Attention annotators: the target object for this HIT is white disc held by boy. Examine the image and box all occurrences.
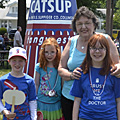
[3,88,26,113]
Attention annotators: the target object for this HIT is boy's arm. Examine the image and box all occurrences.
[35,71,40,94]
[29,100,37,120]
[116,98,120,120]
[0,99,16,119]
[0,99,6,113]
[72,97,81,120]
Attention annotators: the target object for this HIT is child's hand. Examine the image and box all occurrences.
[3,109,16,119]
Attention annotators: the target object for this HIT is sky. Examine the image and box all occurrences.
[9,0,31,6]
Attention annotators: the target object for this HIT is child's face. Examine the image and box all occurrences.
[90,41,106,67]
[9,56,26,72]
[44,45,57,62]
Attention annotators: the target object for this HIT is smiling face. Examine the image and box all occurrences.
[90,41,106,67]
[9,56,26,73]
[44,45,57,63]
[76,16,95,38]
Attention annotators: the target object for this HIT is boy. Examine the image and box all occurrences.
[0,47,37,120]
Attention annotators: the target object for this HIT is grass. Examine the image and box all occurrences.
[0,69,11,77]
[0,69,11,120]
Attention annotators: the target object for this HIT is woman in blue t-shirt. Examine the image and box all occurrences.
[70,34,120,120]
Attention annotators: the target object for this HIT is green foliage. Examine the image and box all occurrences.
[0,69,11,77]
[113,0,120,29]
[76,0,106,19]
[0,27,7,35]
[0,0,10,8]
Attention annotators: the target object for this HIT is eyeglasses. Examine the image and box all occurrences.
[76,22,92,27]
[90,47,106,52]
[44,51,56,56]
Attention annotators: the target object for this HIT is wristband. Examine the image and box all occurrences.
[70,72,73,80]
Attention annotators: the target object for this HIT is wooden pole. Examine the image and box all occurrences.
[106,0,111,36]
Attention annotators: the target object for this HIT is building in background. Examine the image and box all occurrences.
[0,1,105,33]
[96,8,106,33]
[0,1,30,32]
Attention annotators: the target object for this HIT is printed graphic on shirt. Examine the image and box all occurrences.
[88,76,107,106]
[4,79,30,119]
[40,69,52,96]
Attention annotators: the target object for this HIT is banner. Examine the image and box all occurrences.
[24,0,77,78]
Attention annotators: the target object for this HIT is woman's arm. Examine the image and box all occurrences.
[58,38,72,81]
[116,98,120,120]
[34,71,40,94]
[72,97,81,120]
[58,39,80,80]
[106,35,120,77]
[107,35,119,64]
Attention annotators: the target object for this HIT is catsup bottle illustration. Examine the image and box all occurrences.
[24,0,77,77]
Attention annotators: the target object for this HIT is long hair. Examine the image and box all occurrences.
[81,34,114,75]
[39,37,61,71]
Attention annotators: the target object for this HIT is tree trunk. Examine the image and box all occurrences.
[106,0,111,36]
[110,0,114,39]
[76,0,80,8]
[18,0,26,43]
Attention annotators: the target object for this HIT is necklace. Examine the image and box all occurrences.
[81,46,84,49]
[46,70,58,97]
[89,68,107,96]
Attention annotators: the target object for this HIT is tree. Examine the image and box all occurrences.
[0,0,9,8]
[76,0,106,19]
[18,0,26,43]
[113,0,120,29]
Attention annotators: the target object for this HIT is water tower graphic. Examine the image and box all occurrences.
[24,0,77,78]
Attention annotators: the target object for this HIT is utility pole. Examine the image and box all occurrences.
[106,0,112,37]
[18,0,26,43]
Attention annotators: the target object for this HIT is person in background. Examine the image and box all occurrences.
[0,35,5,50]
[0,47,37,120]
[70,34,120,120]
[4,33,9,42]
[35,37,64,120]
[3,33,10,49]
[115,31,120,55]
[14,26,23,47]
[58,6,120,120]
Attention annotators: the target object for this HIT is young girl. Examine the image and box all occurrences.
[70,34,120,120]
[35,37,64,120]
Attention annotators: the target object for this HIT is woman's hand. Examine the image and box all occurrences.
[3,109,16,119]
[111,63,120,78]
[71,67,82,80]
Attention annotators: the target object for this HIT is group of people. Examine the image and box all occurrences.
[0,33,9,50]
[0,25,23,50]
[0,6,120,120]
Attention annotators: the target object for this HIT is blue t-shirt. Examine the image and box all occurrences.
[70,67,120,120]
[35,63,61,103]
[0,73,36,120]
